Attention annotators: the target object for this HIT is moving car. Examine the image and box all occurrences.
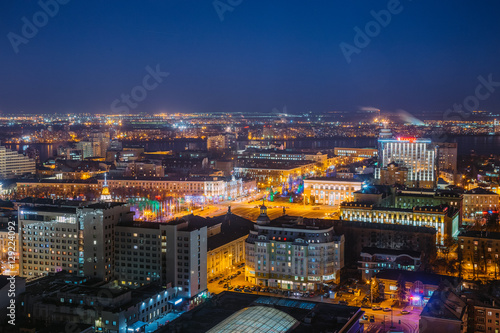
[401,310,411,315]
[383,307,391,312]
[372,306,382,311]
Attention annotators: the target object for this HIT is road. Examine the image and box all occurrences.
[208,267,420,333]
[197,199,341,221]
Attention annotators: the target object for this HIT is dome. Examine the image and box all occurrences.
[207,306,298,333]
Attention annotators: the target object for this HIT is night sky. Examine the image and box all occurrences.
[1,0,499,115]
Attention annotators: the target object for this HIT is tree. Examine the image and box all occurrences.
[396,275,407,306]
[371,277,381,302]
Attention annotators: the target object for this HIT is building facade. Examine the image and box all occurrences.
[245,213,344,290]
[340,202,460,245]
[359,247,422,281]
[375,134,437,188]
[0,146,36,179]
[304,178,362,206]
[19,202,132,281]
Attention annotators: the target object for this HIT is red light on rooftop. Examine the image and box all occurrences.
[396,137,416,142]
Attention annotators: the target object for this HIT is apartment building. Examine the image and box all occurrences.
[0,145,36,179]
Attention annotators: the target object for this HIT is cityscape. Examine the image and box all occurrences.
[1,1,500,333]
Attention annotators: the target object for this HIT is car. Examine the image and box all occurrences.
[339,300,348,306]
[309,292,315,298]
[244,289,252,293]
[236,271,241,275]
[401,310,411,315]
[234,288,242,292]
[218,280,224,285]
[362,315,369,321]
[369,316,375,323]
[227,286,233,290]
[209,279,214,283]
[372,306,382,311]
[312,206,320,210]
[383,307,391,312]
[214,276,219,281]
[223,284,228,288]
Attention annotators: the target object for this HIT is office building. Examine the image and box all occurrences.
[115,218,207,305]
[245,211,344,290]
[436,142,458,173]
[19,202,133,281]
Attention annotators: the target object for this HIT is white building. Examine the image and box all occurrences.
[245,209,344,290]
[0,146,36,179]
[375,132,437,188]
[304,178,363,206]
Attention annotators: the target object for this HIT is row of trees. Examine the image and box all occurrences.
[369,275,407,306]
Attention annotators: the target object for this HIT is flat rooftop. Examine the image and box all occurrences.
[161,291,363,333]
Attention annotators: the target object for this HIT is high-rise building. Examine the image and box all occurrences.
[115,218,208,306]
[19,202,132,281]
[375,131,437,188]
[245,210,345,290]
[0,146,36,179]
[436,142,458,173]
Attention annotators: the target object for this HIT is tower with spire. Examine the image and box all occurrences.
[256,198,270,225]
[100,173,112,202]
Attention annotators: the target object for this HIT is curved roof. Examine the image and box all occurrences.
[207,306,298,333]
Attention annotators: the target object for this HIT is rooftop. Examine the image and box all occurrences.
[376,269,458,286]
[459,230,500,240]
[360,247,422,258]
[163,291,363,333]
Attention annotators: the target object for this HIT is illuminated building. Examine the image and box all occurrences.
[436,142,457,173]
[340,203,460,245]
[245,211,344,290]
[19,202,132,281]
[239,148,327,165]
[458,230,500,278]
[358,247,422,281]
[375,130,437,188]
[462,187,499,224]
[16,179,100,199]
[75,141,94,159]
[125,161,164,178]
[100,174,112,202]
[0,146,36,179]
[395,189,462,210]
[205,211,254,279]
[333,147,378,158]
[234,161,316,188]
[99,176,246,201]
[115,218,207,305]
[19,273,179,333]
[303,178,362,206]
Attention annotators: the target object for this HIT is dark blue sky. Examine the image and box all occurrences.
[1,0,499,115]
